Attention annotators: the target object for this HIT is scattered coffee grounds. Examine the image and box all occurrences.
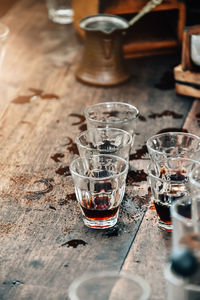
[129,145,148,160]
[148,110,183,119]
[126,169,147,184]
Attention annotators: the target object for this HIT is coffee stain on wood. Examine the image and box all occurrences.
[51,153,64,162]
[129,145,148,160]
[61,239,87,248]
[69,113,85,125]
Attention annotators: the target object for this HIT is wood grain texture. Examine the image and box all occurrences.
[99,0,180,15]
[0,0,196,299]
[0,0,18,18]
[174,64,200,98]
[175,83,200,98]
[174,64,200,84]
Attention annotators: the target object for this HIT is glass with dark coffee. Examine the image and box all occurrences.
[147,158,200,231]
[70,154,128,229]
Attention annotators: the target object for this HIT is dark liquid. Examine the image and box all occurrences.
[98,140,117,153]
[154,199,172,224]
[155,195,191,224]
[81,196,119,221]
[155,172,189,223]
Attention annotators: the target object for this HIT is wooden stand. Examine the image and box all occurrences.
[174,25,200,98]
[72,0,186,58]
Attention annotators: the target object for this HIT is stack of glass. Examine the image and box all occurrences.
[146,131,200,299]
[70,102,139,229]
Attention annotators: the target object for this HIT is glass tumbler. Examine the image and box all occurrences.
[146,132,200,172]
[76,128,132,161]
[68,270,151,300]
[147,158,200,231]
[84,102,139,144]
[70,155,128,229]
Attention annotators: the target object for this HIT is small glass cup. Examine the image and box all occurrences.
[68,270,151,300]
[84,102,139,144]
[76,128,132,161]
[70,155,128,229]
[147,158,200,231]
[45,0,74,24]
[146,132,200,172]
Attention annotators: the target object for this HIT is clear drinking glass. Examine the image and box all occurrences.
[84,102,139,144]
[70,155,128,229]
[147,158,200,231]
[76,128,132,161]
[45,0,74,24]
[146,132,200,172]
[68,270,151,300]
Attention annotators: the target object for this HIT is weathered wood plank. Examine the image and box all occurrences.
[183,99,200,134]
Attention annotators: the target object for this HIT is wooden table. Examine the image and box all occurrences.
[0,1,199,299]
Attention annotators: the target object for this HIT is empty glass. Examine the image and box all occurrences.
[84,102,139,144]
[146,132,200,172]
[70,155,128,229]
[76,128,132,161]
[148,158,200,231]
[68,270,151,300]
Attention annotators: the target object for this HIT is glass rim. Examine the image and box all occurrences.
[0,23,9,40]
[84,102,140,125]
[147,158,200,183]
[70,154,129,181]
[75,127,132,151]
[146,132,200,156]
[68,270,151,300]
[79,14,130,32]
[170,198,192,226]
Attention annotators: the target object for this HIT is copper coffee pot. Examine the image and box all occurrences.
[76,0,163,86]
